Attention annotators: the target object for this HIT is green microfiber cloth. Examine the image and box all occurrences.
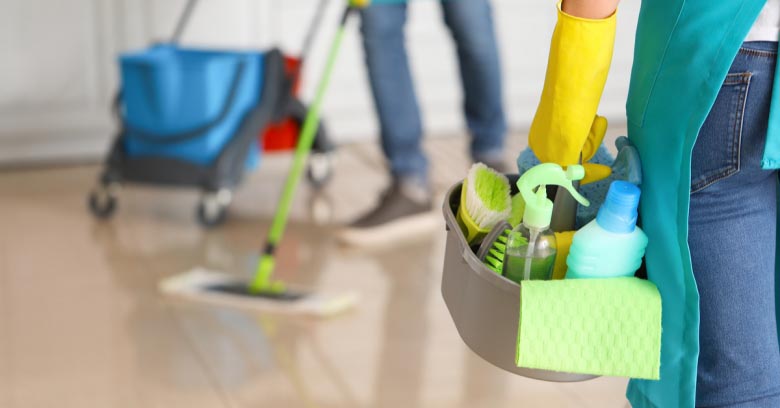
[516,277,662,380]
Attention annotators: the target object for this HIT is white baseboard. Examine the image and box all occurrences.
[0,130,111,166]
[0,110,628,167]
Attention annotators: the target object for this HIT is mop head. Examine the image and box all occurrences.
[159,268,359,318]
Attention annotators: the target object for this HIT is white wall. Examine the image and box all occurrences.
[280,0,640,142]
[0,0,640,164]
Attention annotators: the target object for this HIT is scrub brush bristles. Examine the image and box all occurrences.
[476,221,514,275]
[465,163,512,230]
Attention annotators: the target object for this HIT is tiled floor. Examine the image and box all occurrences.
[0,133,630,407]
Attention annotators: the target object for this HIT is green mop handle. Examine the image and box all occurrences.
[250,7,356,293]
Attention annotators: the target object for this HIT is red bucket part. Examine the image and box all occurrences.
[283,56,302,93]
[263,119,300,151]
[261,55,302,152]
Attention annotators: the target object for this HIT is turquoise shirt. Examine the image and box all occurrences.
[624,0,780,406]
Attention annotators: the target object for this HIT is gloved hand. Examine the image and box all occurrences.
[552,231,575,280]
[349,0,371,8]
[580,115,612,185]
[528,2,617,183]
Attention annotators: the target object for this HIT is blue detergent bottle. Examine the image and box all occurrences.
[566,181,648,279]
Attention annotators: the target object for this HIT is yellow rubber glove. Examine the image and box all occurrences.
[349,0,371,8]
[529,2,616,182]
[580,115,612,185]
[553,231,575,280]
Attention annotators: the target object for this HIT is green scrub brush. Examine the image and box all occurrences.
[474,193,527,274]
[478,220,533,276]
[477,221,513,274]
[472,191,527,274]
[456,163,511,245]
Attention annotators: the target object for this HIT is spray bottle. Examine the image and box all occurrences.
[504,163,590,283]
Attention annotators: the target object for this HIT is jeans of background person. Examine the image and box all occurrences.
[360,0,506,186]
[689,41,780,407]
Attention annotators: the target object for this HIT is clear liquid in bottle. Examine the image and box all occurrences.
[503,226,557,282]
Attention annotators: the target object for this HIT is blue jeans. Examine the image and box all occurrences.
[360,0,507,185]
[689,41,780,407]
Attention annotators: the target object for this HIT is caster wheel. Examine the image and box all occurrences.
[308,192,334,226]
[88,186,117,219]
[196,190,231,228]
[307,153,333,189]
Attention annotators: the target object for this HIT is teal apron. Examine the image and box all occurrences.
[625,0,780,406]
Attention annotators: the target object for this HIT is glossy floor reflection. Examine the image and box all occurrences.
[0,135,629,407]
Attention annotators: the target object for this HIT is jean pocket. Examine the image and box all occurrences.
[691,72,751,193]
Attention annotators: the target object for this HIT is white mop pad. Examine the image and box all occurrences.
[159,268,359,318]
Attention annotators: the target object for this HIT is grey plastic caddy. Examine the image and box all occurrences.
[441,178,596,382]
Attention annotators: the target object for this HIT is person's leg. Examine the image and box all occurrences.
[360,3,428,186]
[689,41,780,407]
[441,0,507,166]
[339,5,436,246]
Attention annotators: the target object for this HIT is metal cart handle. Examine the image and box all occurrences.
[171,0,330,47]
[171,0,199,44]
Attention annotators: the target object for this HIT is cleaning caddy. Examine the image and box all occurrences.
[87,0,333,227]
[442,160,663,382]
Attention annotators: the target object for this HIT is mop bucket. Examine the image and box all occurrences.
[441,177,597,382]
[262,56,302,152]
[119,44,263,167]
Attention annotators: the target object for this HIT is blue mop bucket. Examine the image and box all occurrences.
[119,44,264,167]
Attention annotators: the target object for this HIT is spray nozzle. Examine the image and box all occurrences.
[517,163,590,230]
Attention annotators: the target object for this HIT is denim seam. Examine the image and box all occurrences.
[738,47,778,58]
[723,72,752,85]
[691,73,750,193]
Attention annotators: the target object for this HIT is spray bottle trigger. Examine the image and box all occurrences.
[566,165,585,181]
[558,164,589,208]
[517,163,590,229]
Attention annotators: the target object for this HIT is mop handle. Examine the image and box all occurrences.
[171,0,199,44]
[283,0,333,103]
[299,0,333,67]
[250,6,355,293]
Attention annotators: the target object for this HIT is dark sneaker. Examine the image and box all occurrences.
[336,180,439,247]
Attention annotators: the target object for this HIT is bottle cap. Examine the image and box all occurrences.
[596,181,641,233]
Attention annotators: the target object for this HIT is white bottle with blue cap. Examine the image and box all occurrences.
[565,181,648,279]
